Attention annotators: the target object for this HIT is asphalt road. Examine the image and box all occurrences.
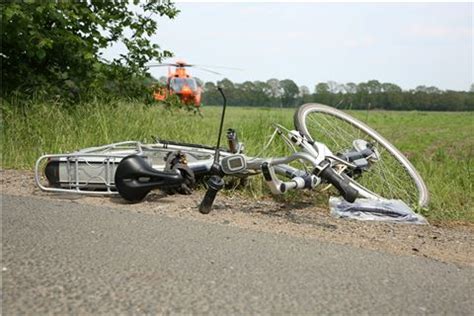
[2,194,473,314]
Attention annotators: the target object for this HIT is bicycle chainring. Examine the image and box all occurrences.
[163,151,196,195]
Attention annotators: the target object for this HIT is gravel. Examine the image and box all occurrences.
[2,169,473,267]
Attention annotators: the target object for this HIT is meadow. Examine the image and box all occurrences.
[2,101,472,223]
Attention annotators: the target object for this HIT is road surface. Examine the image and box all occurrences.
[2,194,473,314]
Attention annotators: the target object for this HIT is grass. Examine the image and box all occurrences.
[1,100,473,223]
[355,110,473,223]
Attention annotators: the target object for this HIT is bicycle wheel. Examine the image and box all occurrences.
[294,103,429,208]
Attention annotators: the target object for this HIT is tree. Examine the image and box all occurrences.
[425,86,442,94]
[240,81,256,105]
[254,81,271,96]
[252,81,272,106]
[315,82,330,94]
[203,81,216,92]
[215,78,236,104]
[415,85,428,92]
[327,81,343,94]
[299,85,310,97]
[202,81,221,105]
[381,82,402,93]
[314,82,333,105]
[266,78,282,98]
[344,82,358,94]
[280,79,299,107]
[1,1,179,98]
[217,78,235,90]
[357,82,370,94]
[265,78,283,107]
[366,80,382,94]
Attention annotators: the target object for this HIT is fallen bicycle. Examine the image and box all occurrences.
[35,89,429,216]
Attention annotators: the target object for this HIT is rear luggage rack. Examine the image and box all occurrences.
[35,141,145,195]
[35,140,216,195]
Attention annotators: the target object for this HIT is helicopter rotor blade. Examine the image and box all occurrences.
[192,66,223,75]
[146,63,179,68]
[194,64,243,71]
[145,62,225,75]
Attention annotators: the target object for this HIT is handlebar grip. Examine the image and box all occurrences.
[318,162,358,203]
[199,175,225,214]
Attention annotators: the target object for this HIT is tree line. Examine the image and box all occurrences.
[200,79,473,111]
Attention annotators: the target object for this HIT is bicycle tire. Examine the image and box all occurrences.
[294,103,429,208]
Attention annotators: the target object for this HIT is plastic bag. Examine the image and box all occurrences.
[329,197,428,225]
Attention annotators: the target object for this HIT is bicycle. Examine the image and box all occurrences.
[35,88,429,214]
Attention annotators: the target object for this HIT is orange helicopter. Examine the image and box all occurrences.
[147,60,222,107]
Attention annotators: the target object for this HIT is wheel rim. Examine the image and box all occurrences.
[298,105,428,208]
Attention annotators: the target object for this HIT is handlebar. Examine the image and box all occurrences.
[199,175,225,214]
[316,160,358,203]
[260,154,359,203]
[197,133,360,214]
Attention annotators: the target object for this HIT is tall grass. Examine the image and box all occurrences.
[359,111,474,223]
[1,100,473,223]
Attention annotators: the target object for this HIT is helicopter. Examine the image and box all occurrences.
[147,60,223,108]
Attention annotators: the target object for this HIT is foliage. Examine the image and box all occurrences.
[1,1,179,101]
[160,94,200,115]
[202,78,473,111]
[280,79,300,107]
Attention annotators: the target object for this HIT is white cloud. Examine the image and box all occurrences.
[343,35,376,48]
[408,24,472,39]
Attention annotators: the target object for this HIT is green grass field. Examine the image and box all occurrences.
[2,101,473,223]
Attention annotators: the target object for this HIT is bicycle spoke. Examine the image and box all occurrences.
[300,107,423,207]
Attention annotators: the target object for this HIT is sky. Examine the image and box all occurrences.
[104,2,473,92]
